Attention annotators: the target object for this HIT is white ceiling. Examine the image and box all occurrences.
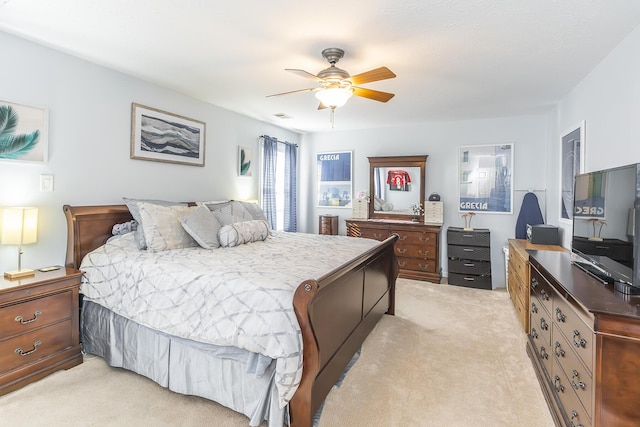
[1,1,640,134]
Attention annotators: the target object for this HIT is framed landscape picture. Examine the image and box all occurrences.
[130,103,206,166]
[0,99,48,164]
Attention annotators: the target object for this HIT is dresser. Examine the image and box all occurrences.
[447,227,491,289]
[507,239,567,333]
[0,268,83,396]
[346,218,441,282]
[527,250,640,427]
[318,214,339,235]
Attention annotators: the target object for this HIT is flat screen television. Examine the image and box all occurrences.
[571,163,640,294]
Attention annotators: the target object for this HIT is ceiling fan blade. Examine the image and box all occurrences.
[348,67,396,85]
[285,69,324,82]
[352,87,395,102]
[266,87,317,97]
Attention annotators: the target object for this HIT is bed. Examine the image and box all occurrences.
[63,203,398,427]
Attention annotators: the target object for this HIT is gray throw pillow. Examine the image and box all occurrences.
[123,197,187,249]
[180,206,222,249]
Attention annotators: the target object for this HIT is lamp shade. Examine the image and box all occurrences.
[315,87,353,109]
[1,207,38,245]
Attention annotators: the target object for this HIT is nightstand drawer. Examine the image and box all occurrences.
[1,291,72,339]
[0,319,73,374]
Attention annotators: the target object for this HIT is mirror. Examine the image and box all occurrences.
[369,155,427,220]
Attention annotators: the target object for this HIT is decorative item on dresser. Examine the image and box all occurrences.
[447,227,491,289]
[0,268,83,395]
[318,214,338,235]
[507,239,567,333]
[346,218,441,282]
[527,250,640,427]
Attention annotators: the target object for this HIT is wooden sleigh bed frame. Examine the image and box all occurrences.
[63,204,399,427]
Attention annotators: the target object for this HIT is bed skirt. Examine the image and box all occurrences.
[81,300,287,427]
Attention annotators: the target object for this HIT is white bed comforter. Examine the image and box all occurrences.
[80,231,379,407]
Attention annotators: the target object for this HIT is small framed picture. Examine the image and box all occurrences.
[238,146,253,177]
[130,103,206,166]
[0,99,48,164]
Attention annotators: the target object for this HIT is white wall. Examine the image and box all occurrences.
[0,31,300,273]
[554,24,640,247]
[301,113,554,288]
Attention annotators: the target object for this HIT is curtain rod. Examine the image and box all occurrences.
[259,135,298,147]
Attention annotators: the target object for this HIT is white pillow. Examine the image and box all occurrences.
[138,202,198,252]
[123,197,186,249]
[218,220,270,247]
[179,205,222,249]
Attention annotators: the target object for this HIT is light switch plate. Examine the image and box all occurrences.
[40,174,54,192]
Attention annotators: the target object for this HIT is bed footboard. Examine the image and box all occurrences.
[290,234,399,427]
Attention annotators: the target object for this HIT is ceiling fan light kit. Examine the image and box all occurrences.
[267,47,396,126]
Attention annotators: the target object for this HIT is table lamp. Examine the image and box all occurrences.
[2,207,38,279]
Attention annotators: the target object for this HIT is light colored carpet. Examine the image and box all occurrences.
[0,279,554,426]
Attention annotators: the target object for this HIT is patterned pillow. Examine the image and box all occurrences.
[206,201,253,225]
[179,205,222,249]
[123,197,187,249]
[137,202,198,252]
[218,220,270,247]
[239,201,268,222]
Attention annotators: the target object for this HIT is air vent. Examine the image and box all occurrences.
[273,113,292,119]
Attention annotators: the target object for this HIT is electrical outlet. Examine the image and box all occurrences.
[40,174,54,192]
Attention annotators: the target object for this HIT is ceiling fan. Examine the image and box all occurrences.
[267,48,396,111]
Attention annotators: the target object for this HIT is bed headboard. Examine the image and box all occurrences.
[63,204,133,269]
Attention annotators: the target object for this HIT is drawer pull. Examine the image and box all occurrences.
[570,410,584,427]
[530,327,538,339]
[540,318,549,331]
[15,310,43,325]
[14,340,42,357]
[531,278,538,289]
[397,248,407,254]
[555,307,566,322]
[419,250,430,256]
[462,248,474,252]
[419,236,430,242]
[531,302,538,314]
[553,375,565,393]
[462,234,474,238]
[418,263,429,269]
[554,341,566,358]
[373,233,384,239]
[398,261,406,267]
[571,370,586,390]
[463,277,475,281]
[397,235,407,240]
[463,263,475,267]
[572,330,587,348]
[540,289,549,301]
[539,346,549,360]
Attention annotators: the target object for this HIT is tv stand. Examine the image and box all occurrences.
[527,250,640,426]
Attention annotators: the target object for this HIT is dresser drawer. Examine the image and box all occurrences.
[447,229,490,246]
[397,257,437,273]
[448,259,491,275]
[1,291,73,339]
[394,229,437,247]
[0,319,73,374]
[531,268,554,316]
[395,243,436,259]
[553,296,594,375]
[447,245,491,261]
[552,357,593,427]
[448,273,492,289]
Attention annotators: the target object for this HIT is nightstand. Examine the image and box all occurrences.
[0,268,83,396]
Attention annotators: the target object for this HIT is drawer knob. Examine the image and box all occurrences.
[15,310,43,325]
[419,236,430,242]
[572,330,587,348]
[373,233,384,239]
[554,341,566,358]
[531,278,538,289]
[418,263,429,269]
[397,248,407,254]
[419,250,430,256]
[555,307,566,323]
[571,370,586,390]
[540,318,549,331]
[398,261,406,267]
[530,327,538,339]
[570,410,584,427]
[531,302,538,314]
[539,346,549,360]
[540,289,549,301]
[14,340,42,357]
[553,375,565,393]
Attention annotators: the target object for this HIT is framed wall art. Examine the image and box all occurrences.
[130,103,206,166]
[317,151,352,208]
[560,121,586,222]
[0,99,48,164]
[238,146,252,177]
[458,144,513,214]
